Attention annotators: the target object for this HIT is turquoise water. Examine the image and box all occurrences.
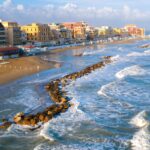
[0,40,150,150]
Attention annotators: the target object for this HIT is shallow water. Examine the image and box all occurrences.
[0,40,150,150]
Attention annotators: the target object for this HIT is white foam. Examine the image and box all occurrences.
[39,96,89,142]
[130,111,149,128]
[97,82,114,98]
[115,65,146,79]
[110,55,120,61]
[130,111,150,150]
[144,50,150,54]
[127,50,150,57]
[0,124,38,138]
[40,122,55,141]
[83,49,103,56]
[131,127,150,150]
[118,47,124,51]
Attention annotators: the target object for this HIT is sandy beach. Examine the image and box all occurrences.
[0,37,145,85]
[0,56,60,85]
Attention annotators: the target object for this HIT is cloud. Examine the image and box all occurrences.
[16,4,24,11]
[0,1,150,29]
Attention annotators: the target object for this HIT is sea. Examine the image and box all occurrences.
[0,39,150,150]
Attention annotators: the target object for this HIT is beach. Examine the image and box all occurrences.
[0,37,144,85]
[0,56,60,85]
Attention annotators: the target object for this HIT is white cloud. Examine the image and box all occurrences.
[0,1,150,28]
[17,4,24,11]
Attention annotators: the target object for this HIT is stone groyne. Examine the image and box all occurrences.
[0,56,112,129]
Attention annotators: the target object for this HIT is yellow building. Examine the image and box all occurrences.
[21,23,53,42]
[98,26,113,37]
[2,21,22,46]
[113,28,122,35]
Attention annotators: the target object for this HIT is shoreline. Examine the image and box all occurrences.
[0,56,113,128]
[0,56,61,85]
[0,37,146,85]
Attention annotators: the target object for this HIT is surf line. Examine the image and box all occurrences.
[0,56,113,129]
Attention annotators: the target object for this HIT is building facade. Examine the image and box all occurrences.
[21,23,53,43]
[63,22,86,41]
[2,22,22,46]
[124,24,145,37]
[0,23,6,46]
[97,26,113,38]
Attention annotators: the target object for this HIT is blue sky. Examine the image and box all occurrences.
[0,0,150,29]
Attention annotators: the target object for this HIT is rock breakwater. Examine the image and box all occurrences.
[0,56,112,129]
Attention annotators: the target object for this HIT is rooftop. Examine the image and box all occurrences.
[0,47,20,53]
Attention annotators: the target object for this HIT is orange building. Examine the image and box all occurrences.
[124,24,145,37]
[63,22,86,41]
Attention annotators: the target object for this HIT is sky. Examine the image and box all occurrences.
[0,0,150,29]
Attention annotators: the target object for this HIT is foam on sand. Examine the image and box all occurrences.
[115,65,146,79]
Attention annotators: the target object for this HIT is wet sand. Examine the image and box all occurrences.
[0,56,60,85]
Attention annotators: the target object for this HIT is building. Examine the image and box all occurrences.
[49,23,73,44]
[86,26,97,40]
[97,26,114,38]
[124,24,145,37]
[60,28,73,43]
[0,47,23,60]
[63,22,86,41]
[2,22,22,46]
[21,23,53,43]
[0,23,6,46]
[21,31,27,44]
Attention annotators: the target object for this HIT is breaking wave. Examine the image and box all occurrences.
[39,96,88,142]
[130,111,149,128]
[115,65,146,79]
[127,50,150,57]
[97,82,114,98]
[110,55,120,61]
[130,111,150,150]
[83,49,104,56]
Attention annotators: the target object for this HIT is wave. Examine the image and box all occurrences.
[110,55,120,61]
[130,111,149,128]
[127,50,150,57]
[0,124,39,138]
[131,126,150,150]
[25,73,66,84]
[130,111,150,150]
[83,49,104,56]
[97,82,114,98]
[39,96,88,142]
[115,65,146,79]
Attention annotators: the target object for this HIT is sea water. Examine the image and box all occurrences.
[0,40,150,150]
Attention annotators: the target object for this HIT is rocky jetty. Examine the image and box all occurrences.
[0,56,112,129]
